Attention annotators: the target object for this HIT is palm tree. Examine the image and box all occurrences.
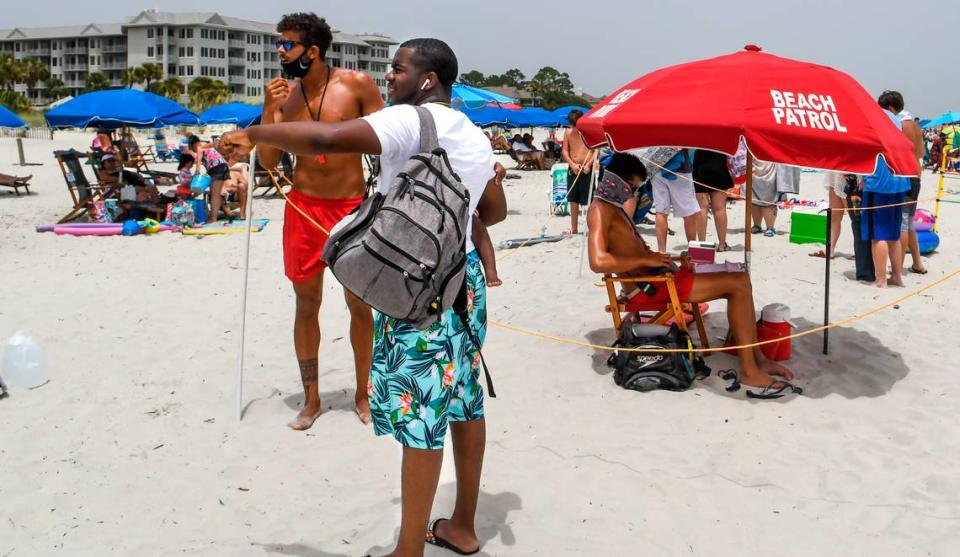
[0,90,30,112]
[121,67,145,89]
[19,58,49,90]
[140,63,163,90]
[0,54,24,90]
[154,76,185,100]
[187,77,231,111]
[84,72,110,93]
[43,77,67,101]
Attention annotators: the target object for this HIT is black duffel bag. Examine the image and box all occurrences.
[609,323,706,392]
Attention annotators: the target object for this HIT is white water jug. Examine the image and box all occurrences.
[2,331,49,389]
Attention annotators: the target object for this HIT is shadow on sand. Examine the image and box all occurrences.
[255,487,521,557]
[584,314,908,400]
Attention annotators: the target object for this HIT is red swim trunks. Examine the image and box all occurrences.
[626,268,696,306]
[283,189,363,283]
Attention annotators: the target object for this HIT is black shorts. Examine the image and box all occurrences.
[208,163,230,181]
[567,170,593,206]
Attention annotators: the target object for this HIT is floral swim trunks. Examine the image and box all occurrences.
[368,251,487,450]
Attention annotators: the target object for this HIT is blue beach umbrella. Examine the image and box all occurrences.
[199,102,263,128]
[452,83,517,109]
[551,105,591,125]
[0,105,26,128]
[45,89,200,129]
[923,111,960,128]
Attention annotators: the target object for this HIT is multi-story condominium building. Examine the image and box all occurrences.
[0,10,396,106]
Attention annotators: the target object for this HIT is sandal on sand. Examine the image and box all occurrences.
[746,380,803,399]
[751,225,763,234]
[909,266,928,275]
[426,519,480,555]
[717,242,731,253]
[763,227,777,237]
[808,249,834,259]
[718,370,802,399]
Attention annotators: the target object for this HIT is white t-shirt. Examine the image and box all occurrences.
[513,142,533,153]
[363,103,495,253]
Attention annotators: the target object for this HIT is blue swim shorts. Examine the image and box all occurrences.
[861,191,905,242]
[368,251,487,450]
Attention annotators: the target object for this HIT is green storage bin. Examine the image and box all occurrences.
[789,211,827,244]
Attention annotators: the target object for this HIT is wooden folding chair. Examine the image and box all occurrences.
[54,149,114,223]
[604,273,710,351]
[0,175,31,196]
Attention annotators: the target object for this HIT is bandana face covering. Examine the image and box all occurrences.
[594,171,635,207]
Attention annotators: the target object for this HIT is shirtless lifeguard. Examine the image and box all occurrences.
[562,109,595,235]
[588,153,801,399]
[259,13,385,429]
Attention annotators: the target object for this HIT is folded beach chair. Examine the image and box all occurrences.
[0,174,32,196]
[603,269,710,351]
[152,134,181,162]
[54,149,114,223]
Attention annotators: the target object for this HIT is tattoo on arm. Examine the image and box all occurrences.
[298,358,319,384]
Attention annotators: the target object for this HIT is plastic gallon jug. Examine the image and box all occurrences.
[2,331,49,389]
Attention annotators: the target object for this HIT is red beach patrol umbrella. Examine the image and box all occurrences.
[577,45,919,177]
[577,46,920,355]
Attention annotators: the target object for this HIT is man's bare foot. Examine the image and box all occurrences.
[288,403,322,430]
[738,368,777,389]
[871,280,887,288]
[485,274,503,287]
[758,358,794,380]
[354,395,371,425]
[888,276,905,287]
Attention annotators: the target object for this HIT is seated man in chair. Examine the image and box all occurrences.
[587,152,800,399]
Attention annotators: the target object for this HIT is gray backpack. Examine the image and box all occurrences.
[322,106,472,330]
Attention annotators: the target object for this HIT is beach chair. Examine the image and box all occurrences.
[152,134,181,162]
[118,132,176,184]
[253,152,294,197]
[54,149,116,223]
[603,270,710,351]
[0,174,32,196]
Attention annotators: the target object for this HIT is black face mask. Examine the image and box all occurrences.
[281,53,314,79]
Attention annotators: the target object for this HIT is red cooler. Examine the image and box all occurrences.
[757,303,794,361]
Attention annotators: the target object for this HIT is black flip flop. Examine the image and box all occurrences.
[909,266,928,275]
[745,380,803,399]
[719,370,802,399]
[426,518,480,556]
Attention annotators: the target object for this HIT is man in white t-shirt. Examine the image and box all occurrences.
[218,38,506,557]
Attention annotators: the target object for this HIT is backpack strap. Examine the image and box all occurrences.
[413,105,441,153]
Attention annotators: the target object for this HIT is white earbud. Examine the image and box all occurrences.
[420,79,431,91]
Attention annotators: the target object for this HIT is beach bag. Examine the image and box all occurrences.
[166,199,195,227]
[610,323,699,392]
[323,105,495,395]
[727,140,748,185]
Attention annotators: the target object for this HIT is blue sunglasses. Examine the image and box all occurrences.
[274,39,308,51]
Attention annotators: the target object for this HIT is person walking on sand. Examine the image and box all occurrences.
[218,37,508,557]
[562,109,595,235]
[258,12,385,429]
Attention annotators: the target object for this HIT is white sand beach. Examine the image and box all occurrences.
[1,131,959,556]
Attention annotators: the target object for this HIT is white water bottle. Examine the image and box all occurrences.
[2,331,49,389]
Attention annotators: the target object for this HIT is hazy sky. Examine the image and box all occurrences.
[5,0,957,117]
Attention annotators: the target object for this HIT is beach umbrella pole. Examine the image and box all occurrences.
[578,153,598,277]
[236,147,257,422]
[822,207,831,354]
[744,153,753,269]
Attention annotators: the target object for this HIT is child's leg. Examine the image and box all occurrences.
[471,217,501,287]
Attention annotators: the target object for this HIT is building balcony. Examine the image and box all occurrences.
[229,74,245,84]
[229,39,245,48]
[228,56,245,66]
[24,48,51,57]
[64,79,85,88]
[101,61,126,70]
[102,44,126,54]
[63,63,89,71]
[64,47,88,55]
